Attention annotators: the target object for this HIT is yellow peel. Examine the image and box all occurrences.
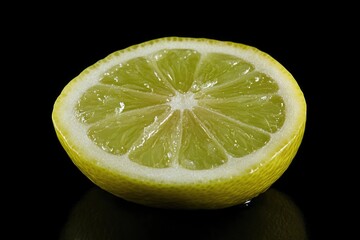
[52,37,306,209]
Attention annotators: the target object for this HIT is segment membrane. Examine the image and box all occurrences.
[193,107,271,157]
[152,49,201,93]
[76,85,169,124]
[196,71,279,99]
[128,110,182,168]
[87,106,171,155]
[191,52,254,92]
[178,110,228,170]
[100,57,175,96]
[199,95,285,133]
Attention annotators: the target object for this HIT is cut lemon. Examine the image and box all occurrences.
[52,37,306,209]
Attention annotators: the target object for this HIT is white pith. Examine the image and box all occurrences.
[169,92,197,111]
[54,38,305,183]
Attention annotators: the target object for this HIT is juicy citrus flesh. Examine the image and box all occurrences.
[52,37,306,209]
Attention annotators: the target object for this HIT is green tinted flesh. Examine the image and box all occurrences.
[75,49,285,170]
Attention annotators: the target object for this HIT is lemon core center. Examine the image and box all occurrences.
[169,92,197,110]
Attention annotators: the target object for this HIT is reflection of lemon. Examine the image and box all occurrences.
[52,37,306,209]
[59,187,308,240]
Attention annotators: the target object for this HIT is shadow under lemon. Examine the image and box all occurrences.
[59,187,308,240]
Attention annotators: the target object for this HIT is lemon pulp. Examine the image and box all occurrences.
[75,50,285,170]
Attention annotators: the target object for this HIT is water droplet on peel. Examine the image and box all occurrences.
[243,199,252,206]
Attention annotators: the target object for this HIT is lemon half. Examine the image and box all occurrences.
[52,37,306,209]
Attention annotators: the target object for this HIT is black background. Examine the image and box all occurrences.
[7,6,354,240]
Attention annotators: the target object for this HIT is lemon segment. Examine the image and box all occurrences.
[128,109,181,168]
[154,49,201,93]
[87,105,171,156]
[192,106,271,157]
[52,37,306,209]
[179,109,228,170]
[100,57,175,96]
[199,94,285,133]
[191,52,254,92]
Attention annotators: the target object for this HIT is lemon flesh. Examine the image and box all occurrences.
[52,37,306,209]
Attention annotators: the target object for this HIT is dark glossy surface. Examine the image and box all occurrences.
[11,17,351,239]
[58,187,308,240]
